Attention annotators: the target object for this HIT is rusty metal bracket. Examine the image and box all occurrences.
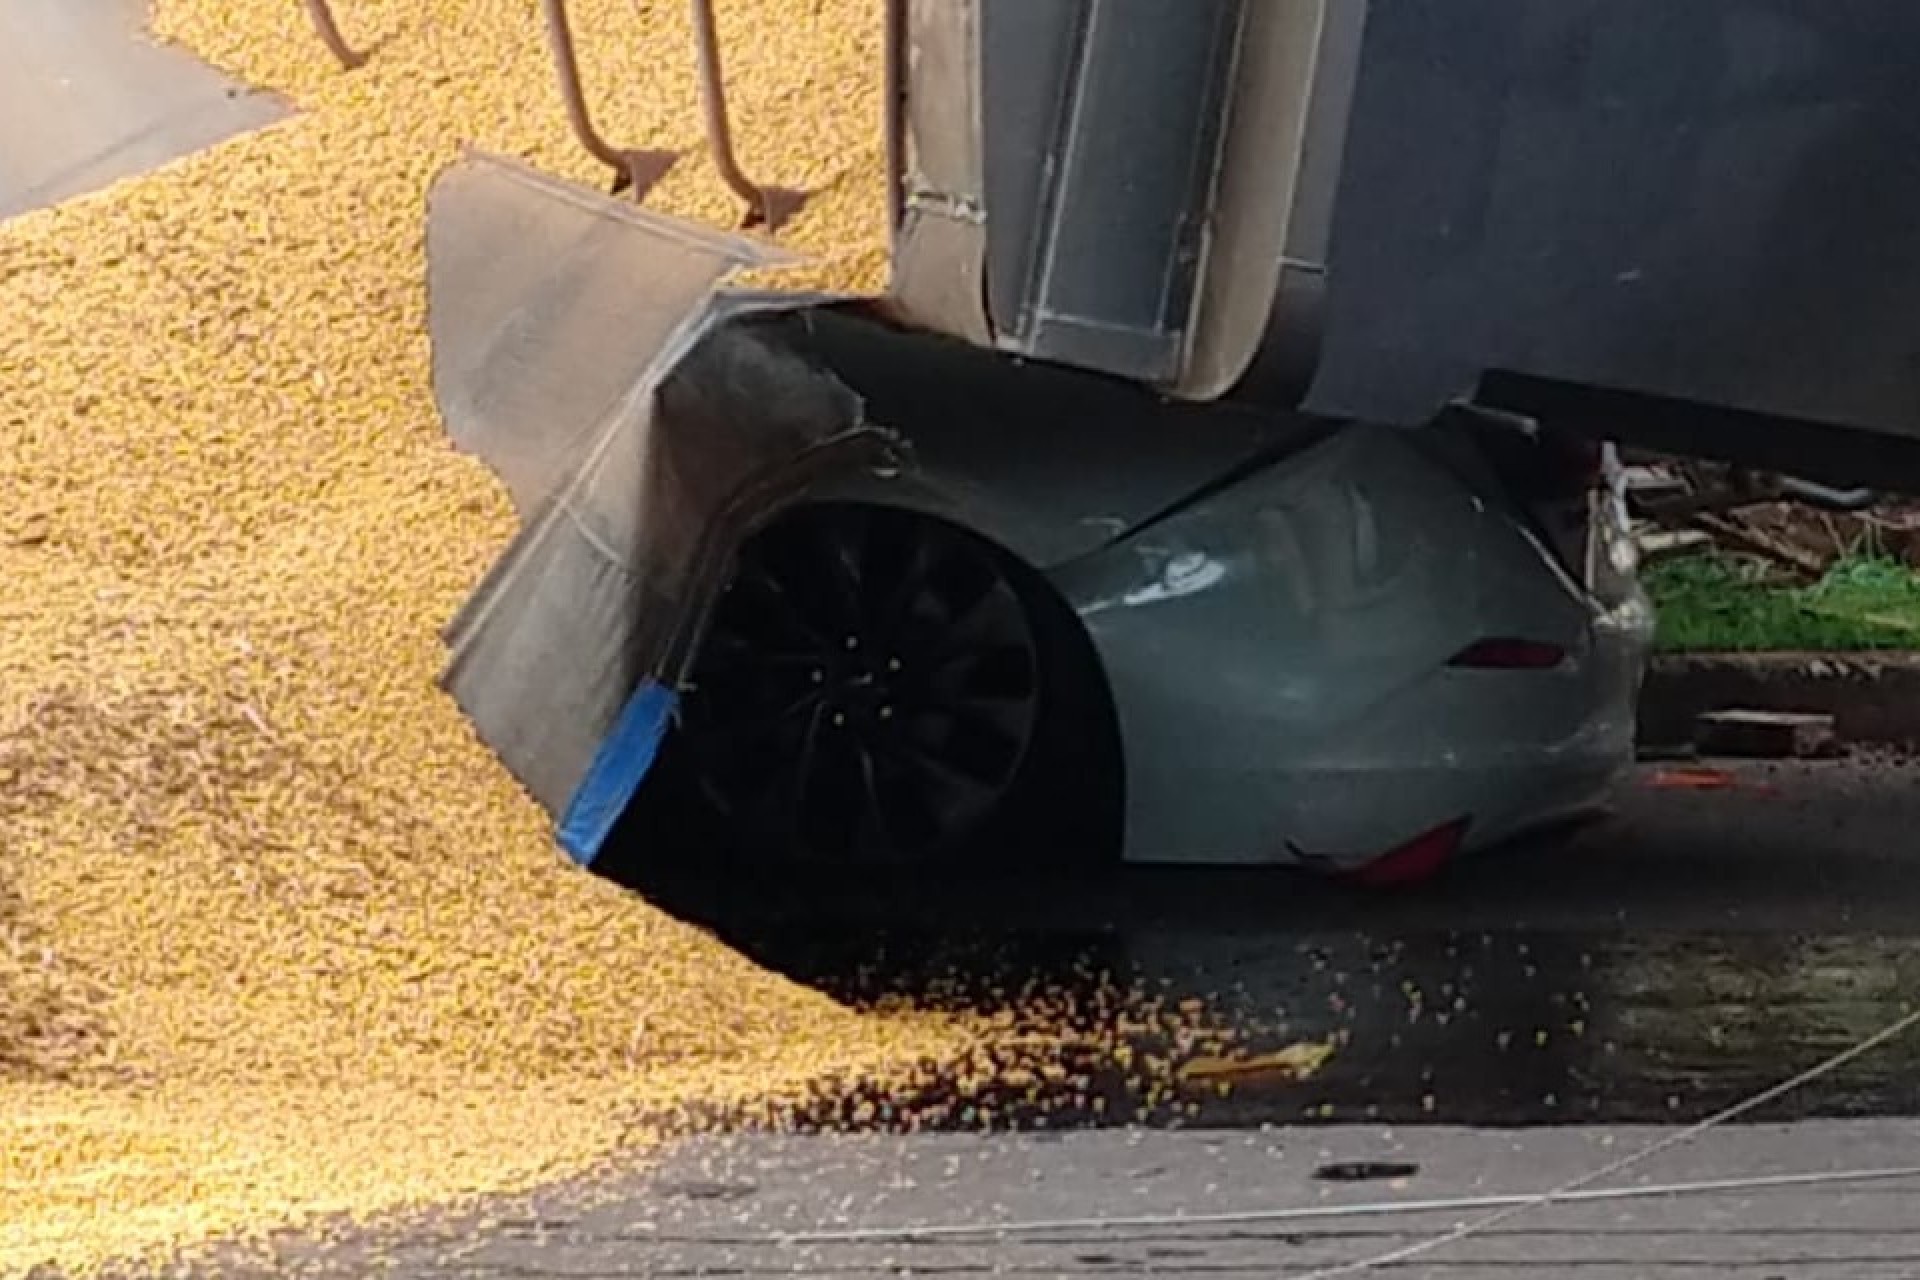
[688,0,803,231]
[303,0,369,70]
[540,0,677,200]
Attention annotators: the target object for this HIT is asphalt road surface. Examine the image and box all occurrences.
[210,1122,1920,1279]
[177,758,1920,1278]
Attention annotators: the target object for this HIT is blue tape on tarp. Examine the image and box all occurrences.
[556,677,678,867]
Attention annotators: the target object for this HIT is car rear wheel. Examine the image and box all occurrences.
[680,503,1049,864]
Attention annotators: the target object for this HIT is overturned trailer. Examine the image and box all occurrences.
[411,0,1920,878]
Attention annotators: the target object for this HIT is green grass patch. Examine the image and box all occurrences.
[1646,553,1920,652]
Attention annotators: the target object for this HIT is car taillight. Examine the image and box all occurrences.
[1447,637,1568,670]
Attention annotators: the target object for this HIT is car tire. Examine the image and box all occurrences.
[666,502,1122,871]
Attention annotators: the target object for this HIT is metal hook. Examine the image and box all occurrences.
[302,0,369,70]
[540,0,677,200]
[688,0,802,230]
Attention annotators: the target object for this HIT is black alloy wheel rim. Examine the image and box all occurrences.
[683,504,1042,862]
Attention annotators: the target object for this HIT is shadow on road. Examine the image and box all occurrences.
[597,761,1920,1129]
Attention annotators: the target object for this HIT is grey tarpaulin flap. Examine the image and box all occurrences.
[438,302,890,820]
[425,150,800,519]
[421,146,900,825]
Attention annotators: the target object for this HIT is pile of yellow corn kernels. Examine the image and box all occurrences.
[0,1,939,1272]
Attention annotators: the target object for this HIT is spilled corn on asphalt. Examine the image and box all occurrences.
[0,0,929,1272]
[0,2,1308,1273]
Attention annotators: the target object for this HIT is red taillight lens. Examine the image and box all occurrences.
[1447,637,1568,670]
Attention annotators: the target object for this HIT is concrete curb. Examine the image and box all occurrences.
[1637,651,1920,750]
